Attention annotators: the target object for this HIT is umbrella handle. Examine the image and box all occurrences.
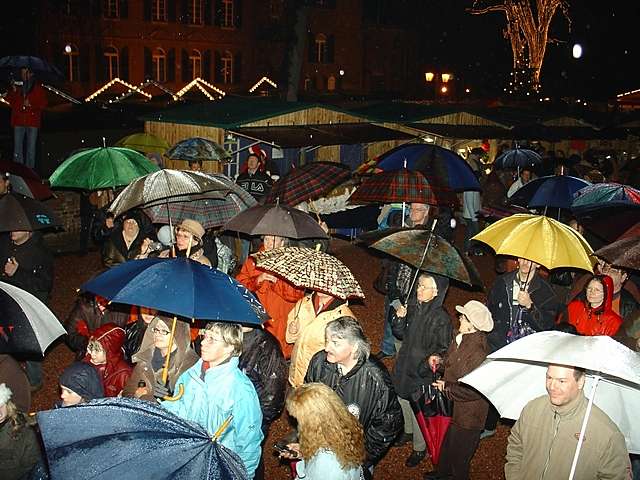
[161,317,178,385]
[568,376,600,480]
[162,383,184,402]
[212,414,234,442]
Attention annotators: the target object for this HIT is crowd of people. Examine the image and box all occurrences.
[0,140,639,480]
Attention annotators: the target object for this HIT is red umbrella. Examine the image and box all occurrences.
[349,168,441,205]
[0,160,54,200]
[265,161,351,206]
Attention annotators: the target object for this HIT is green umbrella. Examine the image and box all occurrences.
[49,147,160,190]
[115,132,171,155]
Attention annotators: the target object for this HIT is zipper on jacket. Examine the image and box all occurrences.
[540,411,561,480]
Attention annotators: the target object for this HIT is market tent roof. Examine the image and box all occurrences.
[232,123,415,148]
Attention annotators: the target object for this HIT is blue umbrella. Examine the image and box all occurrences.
[81,257,266,324]
[0,55,63,82]
[510,175,591,210]
[494,148,542,170]
[37,397,248,480]
[374,144,480,192]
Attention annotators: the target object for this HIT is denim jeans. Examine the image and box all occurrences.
[14,126,39,169]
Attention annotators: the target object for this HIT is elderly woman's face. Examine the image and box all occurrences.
[175,227,193,250]
[324,334,354,366]
[263,235,285,251]
[416,276,437,303]
[122,218,139,236]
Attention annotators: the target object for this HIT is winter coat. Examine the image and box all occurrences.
[122,315,148,364]
[101,227,146,268]
[487,271,559,352]
[393,275,452,399]
[437,331,489,430]
[295,449,362,480]
[64,294,129,357]
[122,317,198,402]
[237,250,304,358]
[568,272,640,322]
[58,362,104,404]
[6,82,48,128]
[287,295,355,388]
[0,355,30,412]
[0,233,53,303]
[239,328,287,435]
[236,171,272,201]
[0,418,43,480]
[505,394,630,480]
[163,357,263,478]
[565,276,623,336]
[305,351,403,466]
[83,323,132,397]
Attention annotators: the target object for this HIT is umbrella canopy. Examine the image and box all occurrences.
[493,148,542,170]
[349,169,440,205]
[0,193,61,232]
[593,236,640,271]
[167,137,231,163]
[223,204,329,239]
[0,281,66,355]
[81,257,267,324]
[37,397,248,480]
[369,229,482,286]
[471,213,594,272]
[572,182,640,210]
[265,161,351,206]
[115,132,171,155]
[0,55,63,82]
[510,175,591,210]
[460,331,640,454]
[369,143,481,192]
[109,169,232,218]
[49,147,160,190]
[0,160,53,200]
[253,246,364,300]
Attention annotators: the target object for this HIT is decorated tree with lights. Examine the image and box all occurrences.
[469,0,570,94]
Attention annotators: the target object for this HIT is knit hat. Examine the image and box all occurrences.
[178,219,205,240]
[59,362,104,402]
[455,300,494,332]
[0,383,12,406]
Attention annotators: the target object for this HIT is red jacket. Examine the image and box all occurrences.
[83,323,132,397]
[5,83,48,128]
[566,275,623,336]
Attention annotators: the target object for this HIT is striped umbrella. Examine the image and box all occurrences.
[349,168,440,205]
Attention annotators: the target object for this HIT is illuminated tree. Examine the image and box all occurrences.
[469,0,570,94]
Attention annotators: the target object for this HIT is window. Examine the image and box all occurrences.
[103,0,119,18]
[189,49,202,79]
[64,44,80,82]
[152,48,167,82]
[104,46,119,80]
[189,0,203,24]
[315,34,327,64]
[269,0,283,18]
[221,51,233,84]
[152,0,167,21]
[222,0,234,28]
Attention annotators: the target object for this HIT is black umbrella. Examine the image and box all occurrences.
[0,193,61,232]
[223,204,329,239]
[37,397,248,480]
[0,55,63,82]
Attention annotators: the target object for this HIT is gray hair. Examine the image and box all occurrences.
[325,317,371,361]
[204,322,243,357]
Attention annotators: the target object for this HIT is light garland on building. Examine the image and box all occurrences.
[249,76,277,93]
[85,78,152,102]
[175,78,225,100]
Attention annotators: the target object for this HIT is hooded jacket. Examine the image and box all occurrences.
[122,317,199,402]
[163,357,263,478]
[83,323,132,397]
[393,275,452,399]
[566,275,623,336]
[58,361,104,404]
[287,294,355,388]
[305,351,403,466]
[505,393,631,480]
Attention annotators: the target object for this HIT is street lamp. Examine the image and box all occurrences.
[425,72,435,82]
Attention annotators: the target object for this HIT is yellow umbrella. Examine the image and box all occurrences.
[472,214,595,272]
[115,132,171,155]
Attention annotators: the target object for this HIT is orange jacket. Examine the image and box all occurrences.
[236,250,304,358]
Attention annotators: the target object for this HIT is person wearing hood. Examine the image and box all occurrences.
[123,315,199,402]
[391,273,452,468]
[57,362,105,407]
[102,211,154,268]
[425,300,494,480]
[564,275,623,336]
[157,219,212,266]
[83,323,132,397]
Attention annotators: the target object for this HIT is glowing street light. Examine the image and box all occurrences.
[572,44,583,59]
[425,72,434,82]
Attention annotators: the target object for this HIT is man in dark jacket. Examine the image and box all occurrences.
[236,153,272,202]
[305,317,403,471]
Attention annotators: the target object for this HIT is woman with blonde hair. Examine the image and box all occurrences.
[284,382,365,480]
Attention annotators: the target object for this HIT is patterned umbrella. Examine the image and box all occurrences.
[593,236,640,271]
[167,137,231,163]
[253,247,364,299]
[0,193,61,232]
[49,147,160,190]
[494,148,542,170]
[369,229,482,286]
[223,204,329,239]
[510,175,591,210]
[109,169,232,218]
[0,160,53,200]
[572,183,640,210]
[349,169,440,205]
[265,161,351,206]
[115,132,171,155]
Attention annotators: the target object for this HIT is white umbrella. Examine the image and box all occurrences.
[0,281,66,355]
[460,332,640,477]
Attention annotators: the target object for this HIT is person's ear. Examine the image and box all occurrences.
[577,375,586,390]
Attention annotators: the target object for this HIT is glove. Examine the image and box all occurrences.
[153,380,172,399]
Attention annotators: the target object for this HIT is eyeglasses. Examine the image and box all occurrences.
[417,284,436,290]
[152,327,171,336]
